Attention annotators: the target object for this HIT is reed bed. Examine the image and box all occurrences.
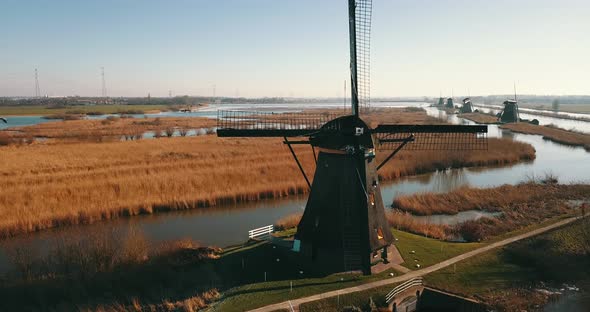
[0,136,534,238]
[392,183,589,216]
[501,122,590,151]
[0,108,536,237]
[392,183,590,241]
[385,211,450,240]
[8,116,216,143]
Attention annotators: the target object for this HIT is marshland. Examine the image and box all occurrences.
[0,101,589,311]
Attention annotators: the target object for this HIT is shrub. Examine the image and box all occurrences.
[457,219,487,242]
[165,127,175,137]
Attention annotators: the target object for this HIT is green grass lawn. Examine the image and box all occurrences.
[210,228,484,311]
[211,265,401,312]
[392,229,482,269]
[424,218,590,305]
[0,104,169,116]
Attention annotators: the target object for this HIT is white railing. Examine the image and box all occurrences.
[385,277,423,303]
[248,225,274,240]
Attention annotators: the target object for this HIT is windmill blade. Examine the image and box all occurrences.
[349,0,373,115]
[372,124,487,150]
[216,110,340,137]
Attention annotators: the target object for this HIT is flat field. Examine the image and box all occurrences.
[0,104,169,116]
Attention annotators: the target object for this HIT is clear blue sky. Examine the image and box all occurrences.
[1,0,589,97]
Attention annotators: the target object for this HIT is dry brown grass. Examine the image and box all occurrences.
[458,112,499,124]
[392,183,589,216]
[275,212,303,231]
[501,122,590,151]
[392,183,590,241]
[4,116,216,143]
[0,108,536,237]
[81,289,220,312]
[376,137,536,182]
[385,211,450,240]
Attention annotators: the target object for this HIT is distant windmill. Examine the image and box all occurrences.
[461,98,474,113]
[217,0,488,275]
[498,83,520,123]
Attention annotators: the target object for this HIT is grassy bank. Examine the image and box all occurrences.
[0,109,536,238]
[0,104,170,116]
[501,122,590,151]
[425,218,590,311]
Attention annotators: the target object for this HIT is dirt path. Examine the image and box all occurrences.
[247,216,582,312]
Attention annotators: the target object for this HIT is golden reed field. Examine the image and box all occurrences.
[0,109,536,238]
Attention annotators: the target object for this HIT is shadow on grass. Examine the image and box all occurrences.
[0,239,338,310]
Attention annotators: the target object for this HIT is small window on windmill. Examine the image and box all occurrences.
[355,127,364,136]
[369,193,375,206]
[377,227,384,240]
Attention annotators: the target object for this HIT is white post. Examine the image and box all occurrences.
[264,271,267,282]
[290,281,293,292]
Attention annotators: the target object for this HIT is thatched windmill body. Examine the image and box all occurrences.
[217,0,487,275]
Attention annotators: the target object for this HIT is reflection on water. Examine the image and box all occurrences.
[0,195,308,273]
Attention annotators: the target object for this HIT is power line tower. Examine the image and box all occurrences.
[101,67,107,100]
[34,68,40,98]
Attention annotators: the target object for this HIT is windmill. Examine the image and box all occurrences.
[499,84,520,123]
[217,0,487,275]
[460,97,474,113]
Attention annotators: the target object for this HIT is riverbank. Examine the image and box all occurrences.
[0,104,171,116]
[0,108,536,238]
[389,183,590,240]
[501,122,590,151]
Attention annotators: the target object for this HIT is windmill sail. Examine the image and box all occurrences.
[349,0,373,116]
[216,110,341,137]
[372,124,488,150]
